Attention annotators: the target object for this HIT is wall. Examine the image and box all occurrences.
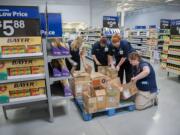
[90,0,117,27]
[0,0,90,25]
[125,6,180,29]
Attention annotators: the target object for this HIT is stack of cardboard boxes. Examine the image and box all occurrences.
[73,68,138,114]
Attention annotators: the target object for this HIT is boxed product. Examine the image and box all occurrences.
[27,45,41,53]
[106,67,118,79]
[30,87,45,96]
[31,66,44,74]
[98,66,108,75]
[61,80,72,97]
[90,72,110,88]
[83,91,97,113]
[5,58,44,68]
[72,81,91,97]
[8,80,46,92]
[84,64,92,74]
[92,86,106,110]
[9,89,30,98]
[73,71,91,83]
[106,86,120,108]
[121,82,138,99]
[0,62,7,80]
[0,85,9,103]
[2,45,26,55]
[9,67,31,76]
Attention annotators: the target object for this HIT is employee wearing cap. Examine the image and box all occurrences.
[92,37,109,72]
[108,34,135,84]
[129,52,158,110]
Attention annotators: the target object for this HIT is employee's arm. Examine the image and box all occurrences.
[117,57,126,67]
[92,55,101,65]
[108,55,115,68]
[132,66,150,82]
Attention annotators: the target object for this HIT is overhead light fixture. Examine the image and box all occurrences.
[124,3,129,6]
[165,0,174,2]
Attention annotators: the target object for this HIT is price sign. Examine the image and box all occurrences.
[0,6,40,37]
[103,16,119,28]
[160,19,171,29]
[171,19,180,35]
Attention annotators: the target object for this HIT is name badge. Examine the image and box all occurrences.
[141,81,148,85]
[105,47,108,52]
[119,50,123,55]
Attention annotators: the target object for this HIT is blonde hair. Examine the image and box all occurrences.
[71,36,83,51]
[51,38,66,48]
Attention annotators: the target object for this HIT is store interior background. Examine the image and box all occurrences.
[1,0,180,28]
[0,0,180,135]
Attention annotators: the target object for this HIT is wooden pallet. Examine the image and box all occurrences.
[74,98,136,121]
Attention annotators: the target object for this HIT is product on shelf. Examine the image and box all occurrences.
[0,85,9,103]
[61,80,72,97]
[9,67,31,76]
[27,45,42,53]
[50,38,70,56]
[0,62,7,80]
[31,66,44,74]
[0,80,45,100]
[58,59,70,76]
[1,46,26,55]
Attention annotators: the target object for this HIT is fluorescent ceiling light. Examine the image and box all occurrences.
[165,0,174,2]
[124,3,129,6]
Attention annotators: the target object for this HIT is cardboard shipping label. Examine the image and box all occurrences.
[0,37,42,46]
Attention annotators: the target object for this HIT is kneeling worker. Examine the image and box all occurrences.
[92,37,109,72]
[129,52,158,110]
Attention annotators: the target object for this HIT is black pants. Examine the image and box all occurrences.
[118,60,133,84]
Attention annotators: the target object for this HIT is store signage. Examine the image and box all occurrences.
[0,6,40,37]
[135,26,146,29]
[149,25,156,29]
[160,19,171,29]
[40,13,62,37]
[171,19,180,35]
[103,16,119,28]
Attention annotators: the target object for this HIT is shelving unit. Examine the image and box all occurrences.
[80,28,101,61]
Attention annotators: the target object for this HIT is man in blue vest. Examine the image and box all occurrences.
[129,52,158,110]
[92,37,109,72]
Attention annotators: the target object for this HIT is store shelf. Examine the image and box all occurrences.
[0,74,45,84]
[51,95,73,103]
[171,42,180,46]
[168,50,180,56]
[158,33,170,36]
[47,53,71,62]
[49,75,72,84]
[167,59,180,66]
[167,68,180,75]
[0,52,43,60]
[0,95,47,107]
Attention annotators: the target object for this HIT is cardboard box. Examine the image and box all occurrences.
[73,71,91,83]
[109,78,122,91]
[98,66,108,75]
[72,81,91,97]
[122,82,138,99]
[106,67,118,79]
[106,86,120,108]
[0,85,9,103]
[90,72,110,88]
[85,64,92,74]
[93,87,106,110]
[83,91,97,113]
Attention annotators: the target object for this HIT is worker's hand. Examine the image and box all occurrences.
[131,77,138,82]
[111,64,115,69]
[116,65,120,71]
[96,61,101,66]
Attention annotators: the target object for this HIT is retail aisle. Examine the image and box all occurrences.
[0,64,180,135]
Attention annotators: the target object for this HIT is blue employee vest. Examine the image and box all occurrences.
[133,60,158,93]
[92,42,109,65]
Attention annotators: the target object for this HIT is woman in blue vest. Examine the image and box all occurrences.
[129,52,158,110]
[109,34,135,84]
[92,37,109,72]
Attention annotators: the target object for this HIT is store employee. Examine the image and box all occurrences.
[109,34,135,84]
[92,37,109,72]
[129,52,158,110]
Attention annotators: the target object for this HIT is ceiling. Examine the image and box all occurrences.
[106,0,180,12]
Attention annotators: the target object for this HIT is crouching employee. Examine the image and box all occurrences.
[92,37,109,72]
[129,52,158,110]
